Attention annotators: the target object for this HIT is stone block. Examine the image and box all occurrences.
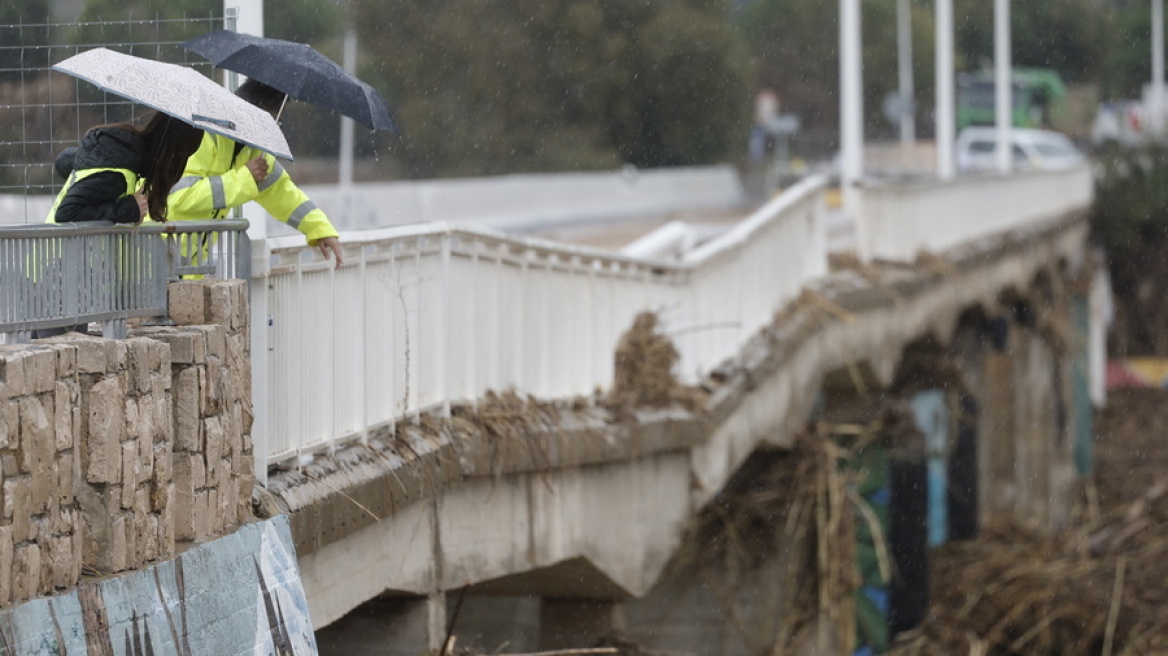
[151,371,169,401]
[160,485,176,553]
[0,400,17,450]
[199,361,224,416]
[1,455,17,477]
[209,487,222,536]
[12,543,40,603]
[54,381,77,451]
[204,325,227,363]
[130,339,152,395]
[54,344,77,378]
[208,281,233,327]
[194,489,212,539]
[3,476,31,541]
[153,332,197,365]
[49,534,74,590]
[104,340,128,375]
[0,351,25,398]
[142,513,159,563]
[150,444,171,512]
[227,330,249,372]
[168,281,208,326]
[85,376,124,484]
[24,348,56,395]
[173,367,200,452]
[175,452,205,494]
[75,337,108,374]
[232,281,249,332]
[147,339,166,373]
[172,469,196,542]
[121,441,140,509]
[0,525,12,606]
[109,515,128,573]
[152,394,172,443]
[70,532,81,586]
[204,415,224,480]
[124,515,139,571]
[18,394,52,466]
[55,452,75,510]
[123,395,143,444]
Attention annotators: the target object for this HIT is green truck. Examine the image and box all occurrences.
[956,68,1067,130]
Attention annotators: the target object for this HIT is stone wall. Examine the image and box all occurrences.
[0,279,253,608]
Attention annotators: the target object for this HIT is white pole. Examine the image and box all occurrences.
[1153,0,1165,134]
[897,0,916,144]
[994,0,1012,173]
[840,0,864,220]
[935,0,955,179]
[339,29,356,189]
[225,0,269,484]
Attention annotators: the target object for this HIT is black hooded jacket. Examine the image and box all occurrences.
[52,127,146,224]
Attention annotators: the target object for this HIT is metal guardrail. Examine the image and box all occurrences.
[259,176,830,463]
[0,219,249,342]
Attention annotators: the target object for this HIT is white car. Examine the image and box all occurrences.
[955,127,1085,172]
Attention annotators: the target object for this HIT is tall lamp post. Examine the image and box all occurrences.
[840,0,864,235]
[994,0,1012,174]
[1153,0,1166,135]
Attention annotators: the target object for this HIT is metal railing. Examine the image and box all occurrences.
[0,219,249,341]
[858,164,1096,261]
[260,177,829,463]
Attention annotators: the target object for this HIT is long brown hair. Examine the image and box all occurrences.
[91,112,203,221]
[133,111,203,221]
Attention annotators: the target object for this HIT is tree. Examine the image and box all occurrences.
[952,0,1111,84]
[737,0,934,137]
[353,0,753,178]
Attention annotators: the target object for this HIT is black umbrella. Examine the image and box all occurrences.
[182,30,398,133]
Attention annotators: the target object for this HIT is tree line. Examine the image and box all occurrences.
[0,0,1157,179]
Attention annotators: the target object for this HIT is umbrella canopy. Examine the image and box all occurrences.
[53,48,293,160]
[182,30,398,133]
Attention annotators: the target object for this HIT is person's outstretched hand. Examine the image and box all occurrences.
[318,237,343,268]
[132,191,148,224]
[245,156,268,184]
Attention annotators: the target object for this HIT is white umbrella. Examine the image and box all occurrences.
[53,47,293,160]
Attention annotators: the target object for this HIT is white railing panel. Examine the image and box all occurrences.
[362,246,397,430]
[859,165,1095,262]
[267,171,1121,465]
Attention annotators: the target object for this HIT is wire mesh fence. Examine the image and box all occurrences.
[0,13,224,220]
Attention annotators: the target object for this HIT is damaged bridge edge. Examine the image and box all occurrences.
[266,211,1089,613]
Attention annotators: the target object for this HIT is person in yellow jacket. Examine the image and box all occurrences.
[166,79,344,267]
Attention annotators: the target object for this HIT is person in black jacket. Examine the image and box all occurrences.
[34,111,205,338]
[47,110,204,224]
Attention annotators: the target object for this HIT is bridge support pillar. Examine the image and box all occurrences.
[429,592,447,651]
[539,599,624,650]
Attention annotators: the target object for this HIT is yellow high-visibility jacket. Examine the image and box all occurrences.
[46,168,138,224]
[166,132,339,244]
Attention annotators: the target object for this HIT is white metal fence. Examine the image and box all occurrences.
[858,164,1096,261]
[261,176,830,463]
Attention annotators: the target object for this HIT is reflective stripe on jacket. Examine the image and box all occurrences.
[46,168,137,224]
[166,132,339,244]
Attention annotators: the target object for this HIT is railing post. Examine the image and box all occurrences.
[439,234,451,417]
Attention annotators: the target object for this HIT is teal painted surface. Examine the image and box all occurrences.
[0,515,317,655]
[1071,294,1094,475]
[910,390,949,548]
